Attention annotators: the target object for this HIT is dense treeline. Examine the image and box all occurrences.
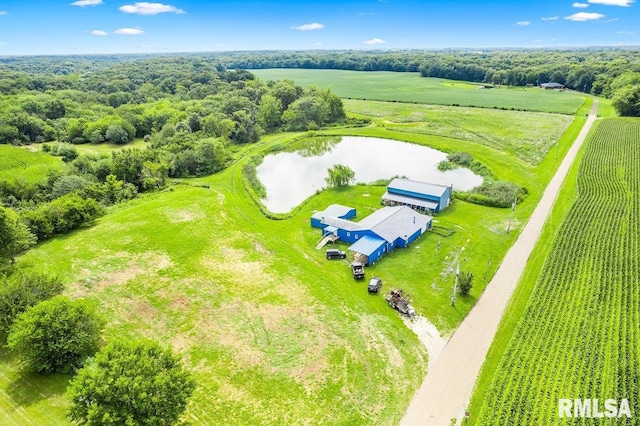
[2,49,639,115]
[0,59,345,145]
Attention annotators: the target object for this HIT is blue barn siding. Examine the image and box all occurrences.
[340,229,380,244]
[367,242,388,263]
[311,217,323,228]
[342,208,357,220]
[388,187,442,203]
[438,186,452,212]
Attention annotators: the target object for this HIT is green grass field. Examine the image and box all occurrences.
[40,139,148,157]
[343,100,574,165]
[466,118,640,425]
[250,69,587,115]
[0,84,592,424]
[0,145,63,183]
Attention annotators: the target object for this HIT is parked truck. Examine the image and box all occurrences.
[351,261,365,280]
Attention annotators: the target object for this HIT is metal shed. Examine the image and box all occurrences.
[383,178,452,213]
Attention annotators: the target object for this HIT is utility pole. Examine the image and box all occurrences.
[506,195,517,234]
[451,247,465,306]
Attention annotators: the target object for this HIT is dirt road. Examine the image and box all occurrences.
[399,100,599,426]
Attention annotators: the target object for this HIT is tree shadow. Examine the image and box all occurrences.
[1,347,73,407]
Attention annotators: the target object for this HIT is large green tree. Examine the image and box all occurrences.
[0,206,36,264]
[612,84,640,117]
[0,272,64,336]
[325,164,356,188]
[7,296,103,374]
[67,339,195,426]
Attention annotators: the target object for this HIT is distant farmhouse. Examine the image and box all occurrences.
[311,204,432,265]
[540,82,565,90]
[382,178,452,214]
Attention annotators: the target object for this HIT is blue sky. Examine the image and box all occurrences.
[0,0,638,55]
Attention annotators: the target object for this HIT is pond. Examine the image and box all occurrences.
[256,136,484,213]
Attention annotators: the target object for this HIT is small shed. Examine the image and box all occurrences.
[311,204,356,229]
[383,178,452,213]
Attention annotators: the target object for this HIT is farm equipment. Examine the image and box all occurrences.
[351,261,365,280]
[385,288,415,316]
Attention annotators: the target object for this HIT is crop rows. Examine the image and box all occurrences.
[0,145,61,182]
[475,119,640,425]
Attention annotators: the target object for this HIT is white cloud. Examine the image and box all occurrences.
[618,30,634,34]
[517,21,531,26]
[565,12,606,20]
[588,0,634,5]
[115,28,145,35]
[363,38,386,45]
[119,2,185,15]
[291,23,325,31]
[573,2,590,7]
[0,41,6,46]
[0,11,7,15]
[542,16,559,21]
[71,0,103,6]
[91,30,108,36]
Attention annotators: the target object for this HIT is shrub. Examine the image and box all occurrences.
[455,181,528,208]
[447,152,473,166]
[458,271,474,296]
[7,296,103,374]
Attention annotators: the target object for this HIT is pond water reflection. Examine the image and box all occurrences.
[256,136,483,213]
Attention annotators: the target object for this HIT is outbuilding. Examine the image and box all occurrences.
[540,82,565,90]
[382,178,452,213]
[310,204,356,229]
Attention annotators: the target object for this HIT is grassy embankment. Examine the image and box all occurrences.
[0,77,592,425]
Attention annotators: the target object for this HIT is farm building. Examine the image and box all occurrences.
[540,82,565,90]
[310,204,357,229]
[312,205,432,265]
[382,178,452,213]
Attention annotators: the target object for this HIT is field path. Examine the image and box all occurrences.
[399,99,599,426]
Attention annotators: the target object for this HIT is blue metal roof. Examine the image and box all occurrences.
[311,204,356,220]
[348,235,386,256]
[388,178,450,198]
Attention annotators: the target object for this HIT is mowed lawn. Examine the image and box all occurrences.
[1,96,589,424]
[250,69,586,114]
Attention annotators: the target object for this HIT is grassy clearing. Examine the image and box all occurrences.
[39,139,148,157]
[344,100,574,165]
[0,95,590,424]
[0,145,62,183]
[250,69,586,114]
[467,118,640,425]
